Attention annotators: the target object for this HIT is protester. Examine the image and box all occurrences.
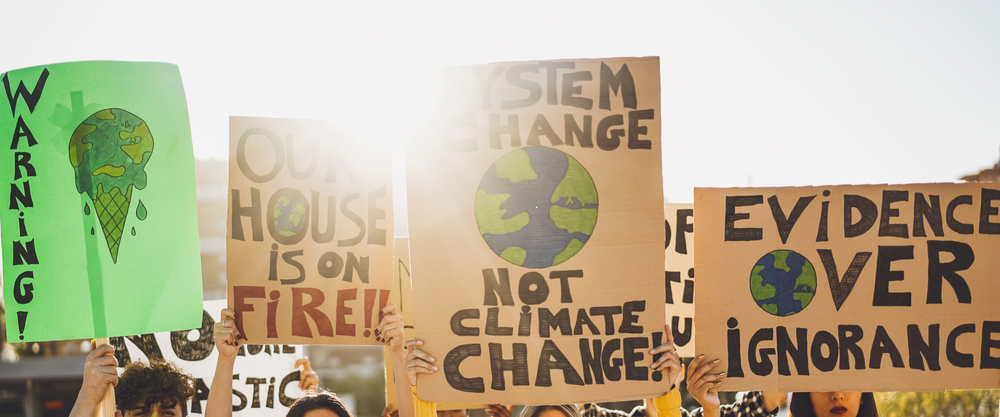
[207,305,410,417]
[68,343,196,417]
[286,391,354,417]
[787,392,878,417]
[486,405,516,417]
[522,405,583,417]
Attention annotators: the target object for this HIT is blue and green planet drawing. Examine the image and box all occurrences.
[474,147,598,268]
[750,250,817,316]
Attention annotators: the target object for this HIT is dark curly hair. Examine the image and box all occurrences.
[115,360,196,416]
[287,390,353,417]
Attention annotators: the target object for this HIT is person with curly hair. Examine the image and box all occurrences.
[68,343,196,417]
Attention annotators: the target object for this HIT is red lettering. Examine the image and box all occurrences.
[292,287,334,338]
[233,286,265,341]
[337,288,358,336]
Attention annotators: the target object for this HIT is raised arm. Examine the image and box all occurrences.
[68,343,120,417]
[648,325,683,417]
[205,308,240,417]
[685,392,780,417]
[378,303,415,417]
[404,338,439,417]
[684,355,724,417]
[296,358,320,392]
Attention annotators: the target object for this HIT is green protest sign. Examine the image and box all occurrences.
[2,61,203,342]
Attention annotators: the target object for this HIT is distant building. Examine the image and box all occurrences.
[196,159,229,301]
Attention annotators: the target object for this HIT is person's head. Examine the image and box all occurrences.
[518,405,581,417]
[437,409,468,417]
[789,392,879,417]
[115,360,195,417]
[286,389,353,417]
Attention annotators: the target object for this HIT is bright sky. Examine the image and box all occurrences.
[3,1,999,208]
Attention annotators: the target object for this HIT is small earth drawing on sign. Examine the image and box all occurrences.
[273,195,307,237]
[474,147,598,268]
[750,249,817,316]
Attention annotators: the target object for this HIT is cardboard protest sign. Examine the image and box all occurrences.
[383,238,481,411]
[111,300,307,416]
[383,237,414,412]
[407,57,666,404]
[228,116,393,345]
[1,61,203,343]
[664,204,695,358]
[694,184,1000,391]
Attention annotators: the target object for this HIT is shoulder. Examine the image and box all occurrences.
[718,392,777,417]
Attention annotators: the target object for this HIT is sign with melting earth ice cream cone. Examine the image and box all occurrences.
[69,108,154,263]
[1,61,203,343]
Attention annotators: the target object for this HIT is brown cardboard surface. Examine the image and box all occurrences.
[665,204,696,358]
[406,57,667,404]
[384,238,482,411]
[384,237,411,412]
[694,184,1000,391]
[227,116,393,345]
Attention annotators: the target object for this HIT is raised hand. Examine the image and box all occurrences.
[485,404,514,417]
[377,303,406,355]
[296,358,319,392]
[649,324,683,389]
[214,308,241,358]
[68,343,119,417]
[404,339,438,386]
[81,343,119,404]
[686,354,725,410]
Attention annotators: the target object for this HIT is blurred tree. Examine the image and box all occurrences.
[961,148,1000,182]
[324,373,391,417]
[877,391,998,417]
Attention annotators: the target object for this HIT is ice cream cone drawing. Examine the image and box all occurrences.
[69,109,154,263]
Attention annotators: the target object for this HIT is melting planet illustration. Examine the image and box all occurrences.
[69,108,154,263]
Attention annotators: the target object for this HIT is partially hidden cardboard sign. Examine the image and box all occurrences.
[228,116,393,345]
[694,184,1000,391]
[664,204,695,358]
[112,300,306,417]
[1,61,203,342]
[383,238,481,411]
[406,57,666,404]
[383,237,413,412]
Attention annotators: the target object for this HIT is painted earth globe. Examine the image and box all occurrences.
[273,195,307,237]
[750,249,817,316]
[474,147,598,268]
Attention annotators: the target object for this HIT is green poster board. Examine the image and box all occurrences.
[2,61,203,342]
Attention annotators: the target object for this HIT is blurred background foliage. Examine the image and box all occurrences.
[877,391,998,417]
